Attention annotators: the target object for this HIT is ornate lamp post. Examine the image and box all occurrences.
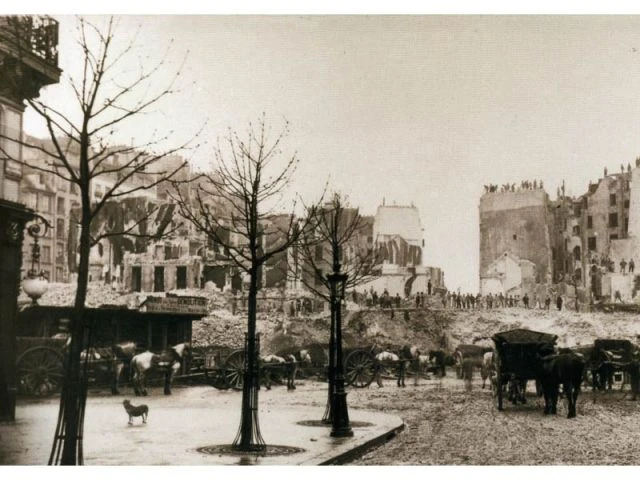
[22,216,50,305]
[327,269,353,437]
[322,267,336,424]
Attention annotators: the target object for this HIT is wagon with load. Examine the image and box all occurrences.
[581,339,639,392]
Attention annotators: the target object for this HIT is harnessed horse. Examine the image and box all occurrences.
[130,343,191,396]
[68,339,138,395]
[374,345,420,387]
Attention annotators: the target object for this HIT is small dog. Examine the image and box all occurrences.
[123,399,148,425]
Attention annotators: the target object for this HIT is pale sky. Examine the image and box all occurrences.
[22,14,640,293]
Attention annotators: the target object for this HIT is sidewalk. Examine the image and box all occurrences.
[0,382,404,466]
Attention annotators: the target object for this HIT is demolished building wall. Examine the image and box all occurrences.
[479,188,552,295]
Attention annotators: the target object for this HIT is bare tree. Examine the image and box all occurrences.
[171,114,319,451]
[294,192,379,424]
[0,16,199,465]
[296,192,379,302]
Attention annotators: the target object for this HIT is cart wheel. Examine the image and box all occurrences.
[17,347,64,397]
[344,350,375,388]
[224,350,245,391]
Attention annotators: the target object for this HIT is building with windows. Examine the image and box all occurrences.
[0,14,60,421]
[479,164,639,305]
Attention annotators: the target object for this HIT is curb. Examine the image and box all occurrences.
[319,422,406,465]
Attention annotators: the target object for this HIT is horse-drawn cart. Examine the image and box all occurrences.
[16,336,67,396]
[186,346,246,390]
[588,339,638,391]
[492,328,558,411]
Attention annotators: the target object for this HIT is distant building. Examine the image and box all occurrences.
[479,164,640,305]
[364,203,444,297]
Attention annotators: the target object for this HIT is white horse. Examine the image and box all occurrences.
[374,351,401,388]
[130,343,191,396]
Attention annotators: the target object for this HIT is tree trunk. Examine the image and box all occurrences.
[59,215,90,464]
[235,267,264,450]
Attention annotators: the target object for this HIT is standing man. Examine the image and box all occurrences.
[621,258,627,274]
[630,258,635,274]
[556,295,563,311]
[427,279,432,296]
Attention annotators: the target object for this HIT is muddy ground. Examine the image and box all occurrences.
[339,372,640,465]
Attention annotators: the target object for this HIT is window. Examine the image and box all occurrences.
[25,192,37,210]
[610,234,619,240]
[56,242,64,264]
[572,225,581,235]
[625,199,630,209]
[55,266,63,282]
[1,107,23,178]
[610,194,617,206]
[131,266,142,292]
[176,266,187,289]
[512,234,517,240]
[38,194,51,213]
[56,176,67,192]
[587,216,593,229]
[57,197,65,215]
[588,237,597,251]
[609,213,618,228]
[42,245,51,263]
[56,218,65,240]
[154,266,165,292]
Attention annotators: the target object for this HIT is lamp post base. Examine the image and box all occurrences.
[330,389,353,438]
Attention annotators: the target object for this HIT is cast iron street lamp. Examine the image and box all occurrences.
[327,269,353,437]
[22,216,50,305]
[322,269,336,424]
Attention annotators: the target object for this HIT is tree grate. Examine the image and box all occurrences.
[296,420,374,428]
[196,444,305,457]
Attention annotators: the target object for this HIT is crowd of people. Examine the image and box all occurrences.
[354,285,568,312]
[484,179,544,194]
[590,254,636,275]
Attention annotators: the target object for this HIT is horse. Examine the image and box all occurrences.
[69,339,138,395]
[428,349,453,377]
[275,348,313,390]
[538,352,585,418]
[453,344,492,379]
[111,341,137,395]
[130,343,191,396]
[260,354,289,390]
[374,351,401,387]
[480,351,496,390]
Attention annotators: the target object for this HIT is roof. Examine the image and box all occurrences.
[492,328,558,346]
[373,205,423,244]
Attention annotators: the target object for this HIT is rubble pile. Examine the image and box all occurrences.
[19,282,135,308]
[23,281,640,352]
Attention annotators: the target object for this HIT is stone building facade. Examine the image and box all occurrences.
[479,163,640,305]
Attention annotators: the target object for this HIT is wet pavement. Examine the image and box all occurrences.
[0,381,404,465]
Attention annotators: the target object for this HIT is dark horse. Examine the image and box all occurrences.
[428,349,454,377]
[130,343,191,396]
[111,341,137,394]
[538,352,585,418]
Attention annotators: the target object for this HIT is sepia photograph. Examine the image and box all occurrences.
[3,4,640,472]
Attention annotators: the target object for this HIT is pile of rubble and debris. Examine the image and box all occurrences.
[21,282,640,352]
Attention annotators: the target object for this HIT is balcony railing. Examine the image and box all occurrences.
[0,15,59,67]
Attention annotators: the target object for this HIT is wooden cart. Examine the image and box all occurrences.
[492,328,558,411]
